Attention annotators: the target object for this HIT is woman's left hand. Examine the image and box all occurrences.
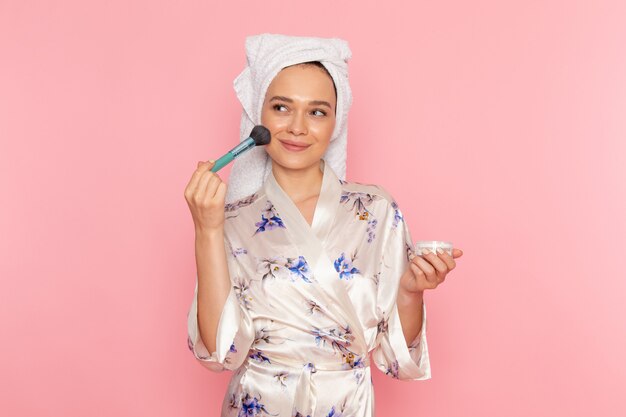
[399,248,464,294]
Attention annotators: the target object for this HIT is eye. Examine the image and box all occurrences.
[312,109,327,117]
[272,104,288,112]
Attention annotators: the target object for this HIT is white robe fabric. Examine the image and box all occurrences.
[187,159,431,417]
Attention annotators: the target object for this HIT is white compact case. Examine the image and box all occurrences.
[415,240,454,256]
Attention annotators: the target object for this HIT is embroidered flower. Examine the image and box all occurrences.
[334,252,360,280]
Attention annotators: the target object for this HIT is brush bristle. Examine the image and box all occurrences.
[250,125,271,146]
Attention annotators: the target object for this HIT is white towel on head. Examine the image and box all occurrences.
[225,33,353,203]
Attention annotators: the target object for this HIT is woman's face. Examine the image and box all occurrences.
[261,64,337,171]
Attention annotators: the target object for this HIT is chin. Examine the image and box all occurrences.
[269,153,323,171]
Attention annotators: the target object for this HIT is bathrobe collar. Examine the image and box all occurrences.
[262,158,368,358]
[263,158,342,247]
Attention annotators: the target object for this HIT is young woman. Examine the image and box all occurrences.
[185,34,463,417]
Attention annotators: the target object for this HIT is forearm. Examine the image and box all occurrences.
[195,227,232,353]
[396,273,424,345]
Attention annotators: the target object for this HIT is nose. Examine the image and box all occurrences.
[287,110,308,136]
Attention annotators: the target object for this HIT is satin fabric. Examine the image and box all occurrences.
[187,159,431,417]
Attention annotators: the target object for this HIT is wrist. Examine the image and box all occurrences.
[195,227,224,241]
[397,288,424,307]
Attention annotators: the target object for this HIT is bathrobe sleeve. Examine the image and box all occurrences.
[186,247,255,372]
[371,197,432,381]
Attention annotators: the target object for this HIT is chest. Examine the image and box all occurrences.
[294,196,319,227]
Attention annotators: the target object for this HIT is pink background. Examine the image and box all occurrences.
[1,0,625,416]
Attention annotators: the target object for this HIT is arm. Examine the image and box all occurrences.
[195,228,231,354]
[185,160,254,371]
[371,195,431,380]
[187,226,255,372]
[396,287,424,345]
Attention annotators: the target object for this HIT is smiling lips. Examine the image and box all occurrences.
[279,139,311,152]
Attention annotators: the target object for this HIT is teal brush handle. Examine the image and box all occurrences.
[210,153,234,172]
[210,137,256,172]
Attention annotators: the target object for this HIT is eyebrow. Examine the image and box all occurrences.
[269,95,332,109]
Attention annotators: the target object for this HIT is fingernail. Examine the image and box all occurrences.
[209,159,215,163]
[436,248,444,255]
[421,248,431,255]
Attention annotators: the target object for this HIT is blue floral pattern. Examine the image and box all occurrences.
[391,201,404,228]
[286,256,314,283]
[256,255,315,284]
[339,191,381,221]
[366,218,378,243]
[238,392,277,416]
[254,201,286,235]
[310,324,355,356]
[384,359,400,379]
[188,172,431,416]
[334,252,360,280]
[248,349,271,364]
[327,404,347,417]
[233,276,253,310]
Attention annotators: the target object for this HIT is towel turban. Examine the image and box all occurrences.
[225,33,353,203]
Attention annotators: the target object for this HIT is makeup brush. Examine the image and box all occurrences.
[210,125,271,172]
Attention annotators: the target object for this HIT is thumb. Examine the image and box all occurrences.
[197,159,216,168]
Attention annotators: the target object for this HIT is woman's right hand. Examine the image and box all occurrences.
[184,160,227,233]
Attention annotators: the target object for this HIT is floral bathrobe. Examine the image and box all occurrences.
[187,159,431,417]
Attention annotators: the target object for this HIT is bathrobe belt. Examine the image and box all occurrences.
[252,353,371,417]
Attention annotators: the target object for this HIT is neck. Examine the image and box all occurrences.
[272,160,324,203]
